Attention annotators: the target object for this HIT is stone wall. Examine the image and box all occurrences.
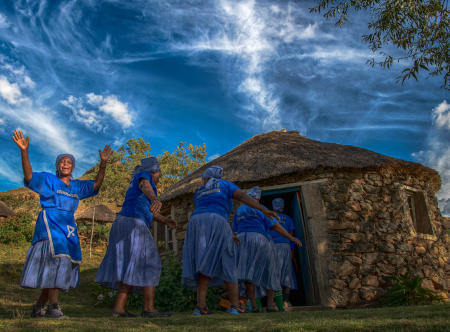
[166,168,449,307]
[320,169,449,306]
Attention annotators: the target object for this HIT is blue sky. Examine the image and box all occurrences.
[0,1,448,214]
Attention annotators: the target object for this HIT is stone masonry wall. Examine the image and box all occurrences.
[320,170,449,307]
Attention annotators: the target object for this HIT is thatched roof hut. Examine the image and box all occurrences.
[161,130,440,201]
[0,201,15,218]
[160,130,449,308]
[76,204,116,224]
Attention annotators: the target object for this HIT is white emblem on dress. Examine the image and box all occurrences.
[67,225,75,238]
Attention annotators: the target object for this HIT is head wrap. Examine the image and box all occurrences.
[56,154,75,177]
[202,166,223,180]
[133,157,160,174]
[247,186,262,200]
[272,198,284,212]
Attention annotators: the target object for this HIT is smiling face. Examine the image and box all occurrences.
[57,156,74,178]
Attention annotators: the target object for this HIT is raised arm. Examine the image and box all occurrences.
[232,189,280,221]
[139,178,162,215]
[12,130,32,183]
[93,145,112,192]
[271,223,302,247]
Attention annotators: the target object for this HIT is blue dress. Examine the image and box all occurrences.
[96,172,161,290]
[233,205,280,292]
[182,179,239,289]
[270,213,298,289]
[21,172,97,290]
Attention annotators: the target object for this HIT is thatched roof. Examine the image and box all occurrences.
[76,204,116,224]
[0,201,15,218]
[161,130,440,202]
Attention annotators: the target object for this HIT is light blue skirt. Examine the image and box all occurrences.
[20,240,80,291]
[182,212,237,289]
[96,215,161,291]
[274,242,298,289]
[236,232,280,291]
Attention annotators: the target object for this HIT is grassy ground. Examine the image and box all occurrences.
[0,243,449,332]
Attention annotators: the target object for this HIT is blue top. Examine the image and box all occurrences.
[191,179,240,220]
[26,172,97,262]
[119,171,158,227]
[232,204,278,237]
[269,212,295,244]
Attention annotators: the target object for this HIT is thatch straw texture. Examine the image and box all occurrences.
[161,131,440,201]
[76,204,116,224]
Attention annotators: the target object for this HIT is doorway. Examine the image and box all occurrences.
[260,187,316,306]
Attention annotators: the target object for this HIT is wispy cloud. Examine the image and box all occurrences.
[0,13,9,29]
[61,93,132,131]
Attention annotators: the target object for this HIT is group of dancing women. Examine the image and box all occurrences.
[13,130,302,318]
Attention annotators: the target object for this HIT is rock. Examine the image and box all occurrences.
[330,279,346,290]
[338,261,357,277]
[344,211,359,222]
[363,253,379,265]
[422,279,434,290]
[327,221,355,230]
[342,233,365,243]
[349,278,361,289]
[362,275,379,287]
[422,266,433,277]
[397,243,413,252]
[354,243,375,253]
[431,276,443,290]
[345,255,363,265]
[415,246,427,255]
[349,291,361,304]
[438,257,446,268]
[349,201,361,212]
[380,244,396,253]
[360,288,378,302]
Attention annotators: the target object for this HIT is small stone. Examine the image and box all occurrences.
[330,279,346,290]
[415,246,427,255]
[344,211,359,222]
[345,255,363,265]
[349,278,361,289]
[338,261,357,277]
[360,288,378,302]
[349,201,361,212]
[362,275,379,287]
[422,279,434,290]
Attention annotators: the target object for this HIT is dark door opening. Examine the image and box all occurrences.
[261,188,316,306]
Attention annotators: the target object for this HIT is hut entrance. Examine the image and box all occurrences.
[260,187,316,306]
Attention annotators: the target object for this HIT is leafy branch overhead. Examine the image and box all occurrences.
[311,0,449,88]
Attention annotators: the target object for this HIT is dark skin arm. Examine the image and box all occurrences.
[232,189,280,221]
[139,179,162,215]
[153,214,176,229]
[93,145,112,192]
[271,223,303,247]
[12,130,32,183]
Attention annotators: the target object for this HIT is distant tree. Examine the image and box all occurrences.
[158,142,207,193]
[83,139,207,205]
[311,0,449,88]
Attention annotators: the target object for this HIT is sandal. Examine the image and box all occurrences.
[192,306,212,316]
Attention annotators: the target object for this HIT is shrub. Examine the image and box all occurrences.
[93,252,222,312]
[380,272,444,306]
[0,213,34,244]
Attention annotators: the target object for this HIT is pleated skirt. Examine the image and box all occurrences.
[274,242,298,289]
[96,215,161,291]
[20,240,80,291]
[236,232,280,291]
[182,212,237,289]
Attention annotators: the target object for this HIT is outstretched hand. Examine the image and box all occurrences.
[292,237,303,247]
[150,199,162,215]
[263,209,280,221]
[99,145,112,162]
[12,130,29,151]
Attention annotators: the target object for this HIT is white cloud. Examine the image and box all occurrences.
[0,118,4,125]
[0,76,30,105]
[0,13,9,29]
[62,93,132,130]
[432,100,450,130]
[207,153,221,161]
[413,100,450,216]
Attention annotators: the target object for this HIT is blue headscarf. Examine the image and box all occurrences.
[56,154,75,177]
[202,166,223,180]
[133,157,160,174]
[272,198,284,212]
[247,186,262,200]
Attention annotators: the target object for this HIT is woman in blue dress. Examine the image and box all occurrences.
[13,130,112,318]
[96,157,176,318]
[270,198,299,308]
[233,188,302,312]
[182,166,280,315]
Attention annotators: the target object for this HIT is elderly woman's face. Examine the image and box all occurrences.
[58,157,74,177]
[151,171,161,185]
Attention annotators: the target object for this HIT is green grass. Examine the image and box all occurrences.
[0,243,449,331]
